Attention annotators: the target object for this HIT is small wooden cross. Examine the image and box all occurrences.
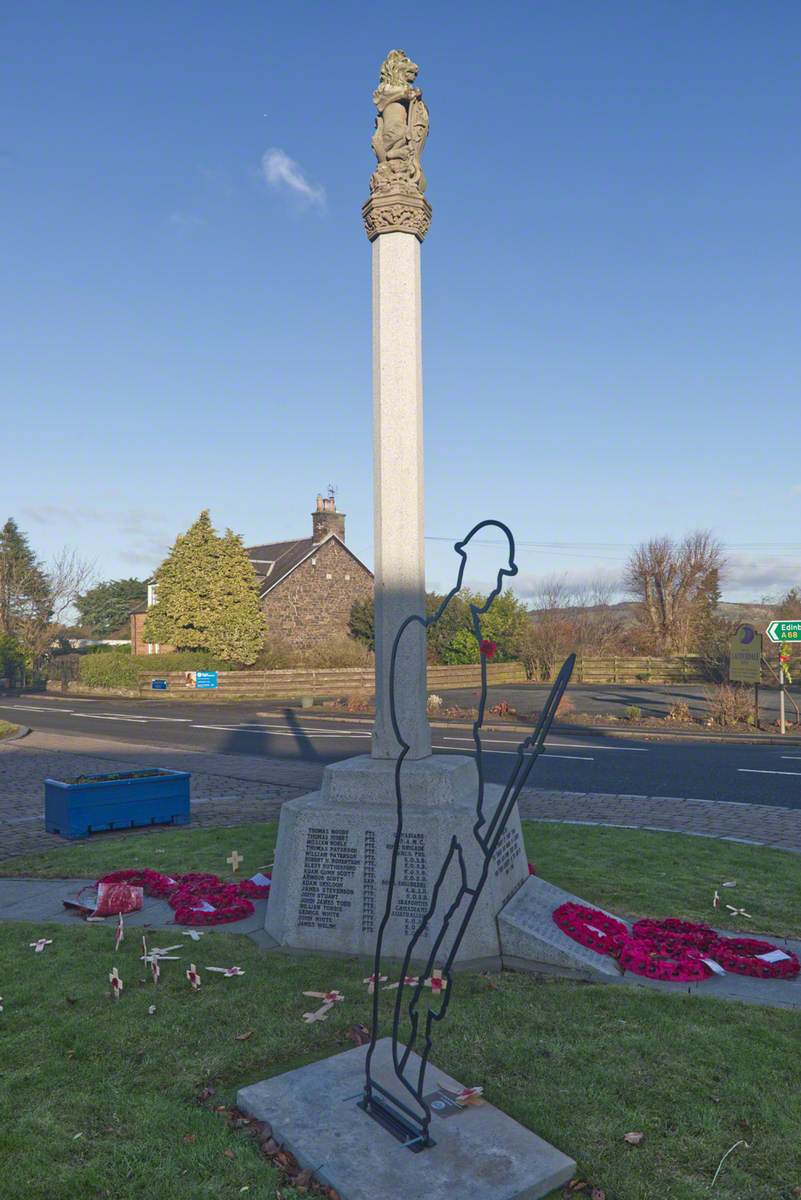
[109,968,123,999]
[30,938,53,953]
[425,969,448,995]
[382,975,419,991]
[226,850,243,873]
[362,974,388,995]
[114,915,124,951]
[186,963,202,991]
[150,958,160,985]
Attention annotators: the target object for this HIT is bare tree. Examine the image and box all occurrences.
[516,578,574,679]
[16,549,95,664]
[568,578,627,655]
[623,531,725,654]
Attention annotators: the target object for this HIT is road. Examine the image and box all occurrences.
[0,694,799,809]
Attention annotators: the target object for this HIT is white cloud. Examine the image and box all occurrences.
[723,553,801,598]
[261,148,325,207]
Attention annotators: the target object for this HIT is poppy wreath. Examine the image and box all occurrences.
[711,937,800,980]
[170,883,255,926]
[632,918,721,955]
[99,868,178,899]
[96,868,271,926]
[552,901,628,954]
[614,933,713,982]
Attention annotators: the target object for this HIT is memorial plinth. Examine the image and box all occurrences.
[265,754,529,964]
[237,1039,576,1200]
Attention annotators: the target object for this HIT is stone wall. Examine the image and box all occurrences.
[262,538,372,650]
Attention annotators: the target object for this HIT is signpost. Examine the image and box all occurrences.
[766,622,797,735]
[194,671,218,690]
[729,623,762,728]
[766,620,801,643]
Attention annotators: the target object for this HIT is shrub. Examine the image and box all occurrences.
[623,705,642,721]
[705,684,754,727]
[426,693,444,714]
[295,638,373,669]
[79,650,232,690]
[667,701,692,722]
[441,628,480,665]
[345,691,372,713]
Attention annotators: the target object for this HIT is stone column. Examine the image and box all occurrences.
[362,55,433,762]
[368,228,430,760]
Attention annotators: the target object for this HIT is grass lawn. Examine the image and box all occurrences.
[3,820,799,938]
[0,720,18,739]
[2,822,800,1198]
[0,920,799,1200]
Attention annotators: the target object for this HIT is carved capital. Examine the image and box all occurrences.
[362,191,432,242]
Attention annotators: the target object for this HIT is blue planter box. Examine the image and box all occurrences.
[44,769,191,839]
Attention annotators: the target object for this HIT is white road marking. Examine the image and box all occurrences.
[738,768,801,777]
[440,737,592,761]
[443,734,646,753]
[79,714,149,723]
[191,724,368,739]
[124,715,194,723]
[0,704,62,713]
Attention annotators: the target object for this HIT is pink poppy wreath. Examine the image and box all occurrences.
[552,901,628,954]
[711,937,800,980]
[95,867,271,926]
[553,905,799,984]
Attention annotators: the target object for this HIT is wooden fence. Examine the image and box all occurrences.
[128,656,707,698]
[572,656,706,684]
[135,661,526,698]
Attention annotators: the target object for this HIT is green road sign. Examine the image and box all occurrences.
[766,620,801,643]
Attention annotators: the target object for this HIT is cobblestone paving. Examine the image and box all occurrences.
[517,790,801,854]
[2,730,800,862]
[0,731,312,861]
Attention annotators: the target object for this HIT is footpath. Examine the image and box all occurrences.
[1,729,800,861]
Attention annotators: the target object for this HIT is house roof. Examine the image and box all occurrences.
[246,534,372,597]
[130,534,372,609]
[246,537,316,593]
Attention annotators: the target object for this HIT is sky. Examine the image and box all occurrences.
[2,1,800,604]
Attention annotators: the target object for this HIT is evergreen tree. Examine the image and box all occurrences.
[0,518,51,638]
[144,511,222,651]
[76,578,147,636]
[207,530,266,665]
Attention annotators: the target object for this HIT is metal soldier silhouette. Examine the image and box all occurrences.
[362,521,576,1147]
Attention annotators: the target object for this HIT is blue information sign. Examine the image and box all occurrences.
[151,679,168,691]
[194,671,218,689]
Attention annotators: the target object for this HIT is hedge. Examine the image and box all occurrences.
[79,651,234,690]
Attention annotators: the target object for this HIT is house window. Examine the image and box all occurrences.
[326,572,332,580]
[344,573,350,581]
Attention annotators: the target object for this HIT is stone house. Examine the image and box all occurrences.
[248,495,373,650]
[130,496,373,654]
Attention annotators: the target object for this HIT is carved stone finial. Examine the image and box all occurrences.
[362,50,431,242]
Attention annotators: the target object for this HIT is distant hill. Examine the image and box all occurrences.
[528,599,774,626]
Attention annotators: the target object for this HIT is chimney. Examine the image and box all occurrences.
[312,492,345,543]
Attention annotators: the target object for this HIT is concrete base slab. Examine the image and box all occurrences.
[265,756,529,961]
[237,1038,576,1200]
[499,875,624,981]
